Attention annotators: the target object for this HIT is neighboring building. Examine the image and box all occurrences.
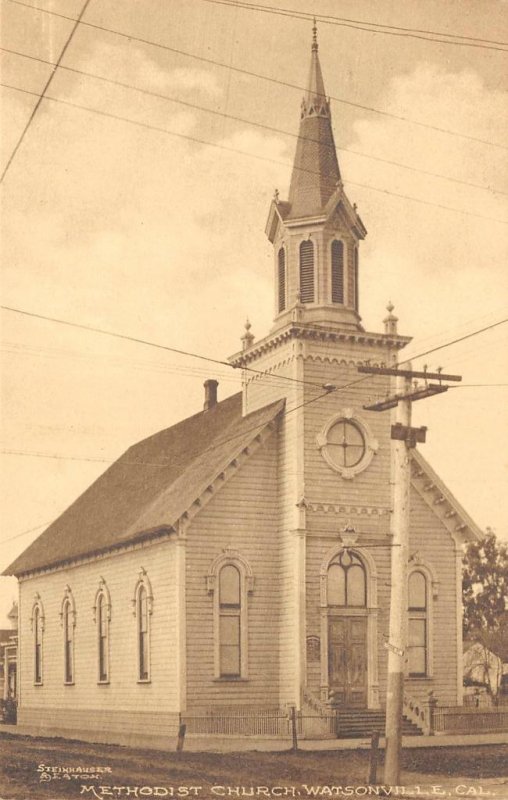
[1,601,18,702]
[4,28,481,743]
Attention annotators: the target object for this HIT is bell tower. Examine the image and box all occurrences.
[265,22,367,332]
[229,25,411,711]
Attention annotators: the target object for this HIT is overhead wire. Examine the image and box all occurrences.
[200,0,508,52]
[2,46,506,198]
[0,304,327,389]
[4,0,507,151]
[2,317,506,545]
[2,82,507,225]
[2,314,507,468]
[0,0,92,183]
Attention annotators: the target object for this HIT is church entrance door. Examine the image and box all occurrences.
[328,616,367,707]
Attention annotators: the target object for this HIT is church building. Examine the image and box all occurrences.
[5,28,481,744]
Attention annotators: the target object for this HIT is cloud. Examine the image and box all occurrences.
[338,64,508,335]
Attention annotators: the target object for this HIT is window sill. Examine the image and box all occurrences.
[97,680,110,685]
[213,677,249,682]
[137,679,151,684]
[63,681,75,686]
[34,682,43,687]
[407,675,433,680]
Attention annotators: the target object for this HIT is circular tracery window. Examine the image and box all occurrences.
[317,410,378,479]
[326,419,366,468]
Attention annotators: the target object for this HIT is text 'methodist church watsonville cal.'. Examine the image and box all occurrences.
[6,27,482,743]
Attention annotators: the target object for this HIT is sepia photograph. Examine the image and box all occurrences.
[0,0,507,798]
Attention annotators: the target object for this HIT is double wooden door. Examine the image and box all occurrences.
[328,616,367,707]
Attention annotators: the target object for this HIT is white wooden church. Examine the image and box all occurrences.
[6,28,481,744]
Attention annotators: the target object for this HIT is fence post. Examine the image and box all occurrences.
[427,692,437,735]
[176,723,186,752]
[367,730,380,784]
[290,706,298,752]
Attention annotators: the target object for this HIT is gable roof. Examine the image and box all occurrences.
[5,393,284,577]
[411,449,483,543]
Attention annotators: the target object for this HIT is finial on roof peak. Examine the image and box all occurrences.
[383,301,398,335]
[241,318,255,350]
[312,17,318,51]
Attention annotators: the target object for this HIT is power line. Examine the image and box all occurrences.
[2,305,507,398]
[2,47,506,198]
[303,6,507,46]
[450,383,508,388]
[202,0,508,52]
[0,304,326,389]
[3,82,507,225]
[2,376,505,472]
[0,0,92,184]
[2,316,507,467]
[1,521,55,544]
[4,0,507,151]
[401,317,508,364]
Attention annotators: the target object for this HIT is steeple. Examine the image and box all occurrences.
[265,24,367,333]
[287,21,341,219]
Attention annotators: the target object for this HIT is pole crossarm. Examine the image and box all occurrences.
[363,384,448,411]
[358,366,462,382]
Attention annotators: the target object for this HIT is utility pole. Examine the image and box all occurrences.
[358,364,461,784]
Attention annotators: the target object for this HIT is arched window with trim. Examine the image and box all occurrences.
[327,550,366,607]
[97,593,109,682]
[63,598,74,684]
[137,585,149,681]
[32,597,44,685]
[299,240,315,303]
[94,578,111,683]
[408,570,428,677]
[331,240,344,304]
[207,550,254,679]
[278,247,286,312]
[219,565,241,676]
[132,568,153,682]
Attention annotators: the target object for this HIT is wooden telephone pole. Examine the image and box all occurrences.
[358,364,461,784]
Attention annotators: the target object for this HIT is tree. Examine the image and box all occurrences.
[463,529,508,636]
[462,530,508,702]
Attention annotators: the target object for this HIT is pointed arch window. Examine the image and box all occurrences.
[31,596,44,685]
[331,240,344,304]
[327,550,366,607]
[93,579,111,683]
[408,570,428,677]
[132,569,153,682]
[60,586,76,685]
[278,247,286,312]
[299,240,315,303]
[207,551,254,679]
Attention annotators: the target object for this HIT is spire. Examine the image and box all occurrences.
[287,22,341,219]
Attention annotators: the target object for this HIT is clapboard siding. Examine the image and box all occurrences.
[185,431,282,708]
[407,487,459,705]
[17,706,180,737]
[18,539,179,719]
[302,352,393,510]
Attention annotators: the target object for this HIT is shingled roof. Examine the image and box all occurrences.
[287,27,341,219]
[5,393,284,577]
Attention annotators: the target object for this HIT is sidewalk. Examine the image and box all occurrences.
[2,722,508,752]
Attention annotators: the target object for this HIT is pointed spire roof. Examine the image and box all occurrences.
[287,22,341,219]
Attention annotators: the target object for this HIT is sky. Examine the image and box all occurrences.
[0,0,507,624]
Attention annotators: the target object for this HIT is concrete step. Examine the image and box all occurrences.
[334,709,423,738]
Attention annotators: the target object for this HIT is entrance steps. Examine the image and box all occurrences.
[336,708,423,738]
